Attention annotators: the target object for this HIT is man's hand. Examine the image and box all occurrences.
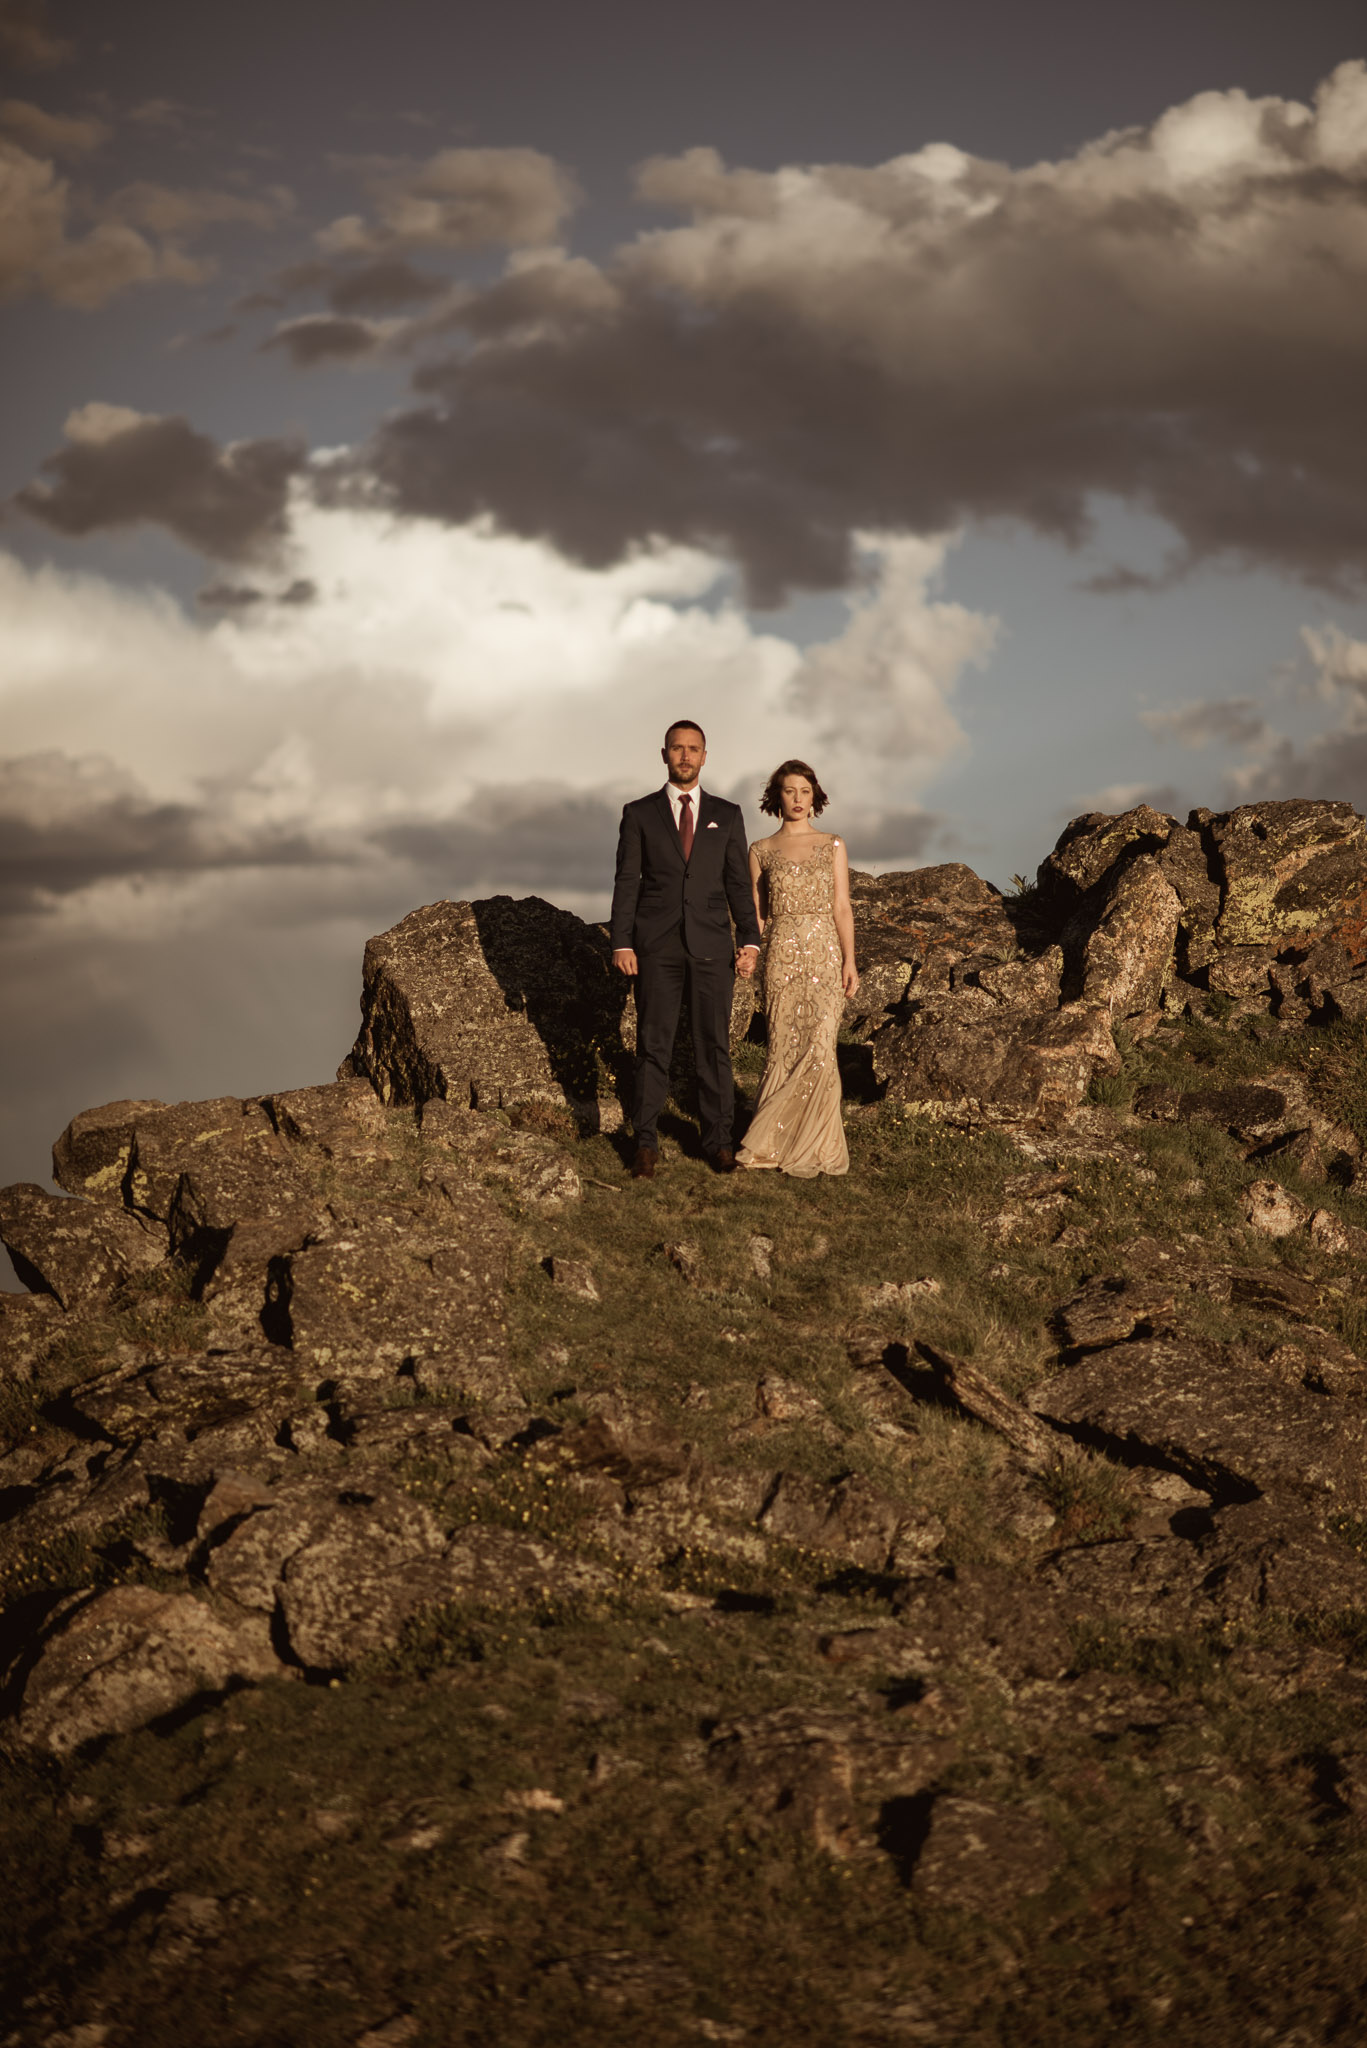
[613,948,639,977]
[736,945,759,981]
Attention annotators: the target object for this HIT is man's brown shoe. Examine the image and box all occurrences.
[706,1147,737,1174]
[631,1146,658,1180]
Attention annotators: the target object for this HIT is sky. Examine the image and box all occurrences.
[5,0,1367,1261]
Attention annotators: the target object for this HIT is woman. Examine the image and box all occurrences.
[736,760,859,1179]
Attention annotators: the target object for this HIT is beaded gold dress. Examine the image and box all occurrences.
[736,835,849,1178]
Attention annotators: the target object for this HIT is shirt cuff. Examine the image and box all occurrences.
[738,943,760,954]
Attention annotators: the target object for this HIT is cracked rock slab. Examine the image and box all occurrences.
[10,1584,279,1755]
[1031,1336,1367,1508]
[0,1184,167,1310]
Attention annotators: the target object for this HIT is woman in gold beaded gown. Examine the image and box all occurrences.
[736,760,859,1178]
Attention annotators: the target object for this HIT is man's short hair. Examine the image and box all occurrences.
[664,718,706,747]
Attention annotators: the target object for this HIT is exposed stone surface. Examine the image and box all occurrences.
[1041,1498,1367,1628]
[0,1185,166,1308]
[910,1796,1060,1910]
[52,1098,167,1204]
[275,1188,510,1397]
[1032,1336,1367,1508]
[1242,1179,1309,1238]
[1077,852,1181,1020]
[757,1471,944,1570]
[0,1288,59,1380]
[343,895,626,1113]
[9,800,1367,2033]
[873,992,1118,1132]
[11,1585,278,1755]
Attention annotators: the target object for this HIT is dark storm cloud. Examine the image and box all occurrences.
[320,65,1367,603]
[375,784,623,894]
[16,406,307,562]
[238,256,446,315]
[262,313,388,366]
[195,577,315,607]
[327,257,447,311]
[0,757,631,922]
[0,753,336,917]
[0,0,71,70]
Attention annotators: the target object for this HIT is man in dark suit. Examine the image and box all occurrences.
[611,719,761,1178]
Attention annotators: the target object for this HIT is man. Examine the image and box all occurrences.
[611,720,761,1178]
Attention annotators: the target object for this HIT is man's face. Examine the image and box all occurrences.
[662,728,706,787]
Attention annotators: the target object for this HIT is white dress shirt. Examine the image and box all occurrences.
[663,780,700,833]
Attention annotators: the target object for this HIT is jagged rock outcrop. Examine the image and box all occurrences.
[342,895,629,1113]
[1039,797,1367,1028]
[9,795,1367,2043]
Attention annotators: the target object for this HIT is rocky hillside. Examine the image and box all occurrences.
[5,797,1367,2045]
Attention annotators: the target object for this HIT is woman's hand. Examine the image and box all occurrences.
[841,960,860,998]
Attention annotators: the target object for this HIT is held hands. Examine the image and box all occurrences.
[613,949,639,977]
[842,961,860,998]
[736,946,759,980]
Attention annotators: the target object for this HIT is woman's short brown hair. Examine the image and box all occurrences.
[759,759,829,818]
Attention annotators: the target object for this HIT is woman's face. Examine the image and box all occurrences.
[779,776,814,823]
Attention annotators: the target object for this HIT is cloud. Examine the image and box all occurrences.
[16,404,308,562]
[0,506,987,920]
[104,179,292,237]
[0,99,108,156]
[789,533,995,762]
[0,136,190,306]
[1140,698,1271,748]
[835,806,944,864]
[241,255,448,317]
[375,785,623,894]
[0,751,333,915]
[0,509,993,1205]
[0,129,289,308]
[322,63,1367,602]
[1223,626,1367,809]
[0,0,71,70]
[326,256,447,311]
[262,312,394,367]
[318,146,578,256]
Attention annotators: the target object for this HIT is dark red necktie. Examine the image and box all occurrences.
[678,793,694,860]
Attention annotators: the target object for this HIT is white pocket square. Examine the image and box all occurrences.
[706,819,719,828]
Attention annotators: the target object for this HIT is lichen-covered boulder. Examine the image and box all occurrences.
[1031,1334,1367,1509]
[1205,799,1367,952]
[52,1098,166,1204]
[10,1585,279,1755]
[343,895,627,1112]
[872,993,1118,1130]
[0,1183,166,1309]
[844,863,1018,1038]
[1037,799,1367,1025]
[1077,852,1181,1020]
[1037,804,1176,910]
[0,1289,59,1381]
[271,1182,510,1397]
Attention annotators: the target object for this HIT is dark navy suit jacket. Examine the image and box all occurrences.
[610,788,761,962]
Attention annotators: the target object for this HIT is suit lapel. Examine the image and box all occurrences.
[694,791,723,864]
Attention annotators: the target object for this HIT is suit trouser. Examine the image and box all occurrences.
[632,928,735,1153]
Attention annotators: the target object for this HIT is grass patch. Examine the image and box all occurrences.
[1033,1453,1138,1545]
